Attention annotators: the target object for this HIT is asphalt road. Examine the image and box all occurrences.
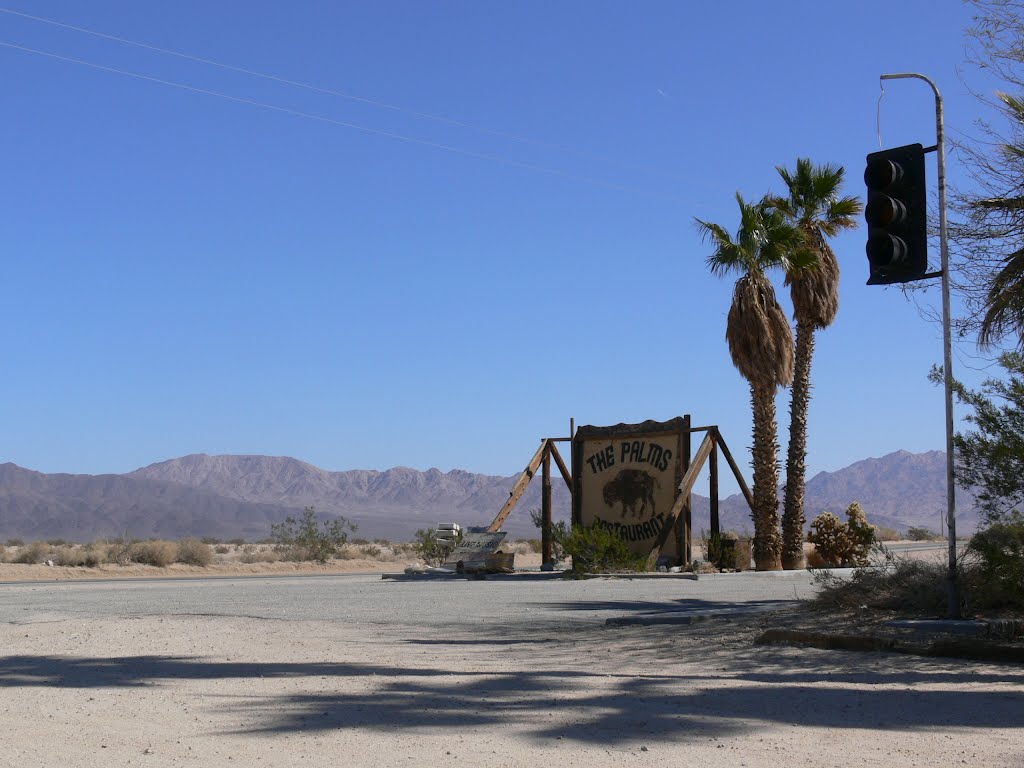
[0,571,823,629]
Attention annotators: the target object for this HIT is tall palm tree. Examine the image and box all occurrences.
[697,194,811,571]
[768,159,861,569]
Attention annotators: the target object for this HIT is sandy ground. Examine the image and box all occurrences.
[1,598,1022,767]
[0,550,544,583]
[0,540,946,583]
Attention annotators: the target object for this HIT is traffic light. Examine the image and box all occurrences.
[864,143,928,285]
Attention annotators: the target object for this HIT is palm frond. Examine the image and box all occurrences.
[980,247,1024,349]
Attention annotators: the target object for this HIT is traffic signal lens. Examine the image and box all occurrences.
[864,158,904,190]
[865,194,907,227]
[866,231,907,268]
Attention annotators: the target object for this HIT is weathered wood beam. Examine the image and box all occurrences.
[548,442,573,492]
[645,432,715,571]
[487,440,548,532]
[714,428,754,513]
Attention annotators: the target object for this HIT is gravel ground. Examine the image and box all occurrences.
[1,575,1022,767]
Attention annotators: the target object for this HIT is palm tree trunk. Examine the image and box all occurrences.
[782,322,814,569]
[750,382,782,570]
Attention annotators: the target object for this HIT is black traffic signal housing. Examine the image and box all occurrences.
[864,143,928,284]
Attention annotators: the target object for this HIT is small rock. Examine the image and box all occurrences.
[641,746,649,752]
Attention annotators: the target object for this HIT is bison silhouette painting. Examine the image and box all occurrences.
[602,469,660,519]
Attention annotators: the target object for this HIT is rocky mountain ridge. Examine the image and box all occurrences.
[0,449,976,542]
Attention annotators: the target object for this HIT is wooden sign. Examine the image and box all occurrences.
[572,417,690,561]
[443,531,508,570]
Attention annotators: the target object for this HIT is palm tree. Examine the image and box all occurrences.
[696,194,811,571]
[768,159,861,569]
[979,247,1024,349]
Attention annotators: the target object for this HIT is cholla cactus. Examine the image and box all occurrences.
[844,502,876,566]
[807,502,876,567]
[808,511,851,567]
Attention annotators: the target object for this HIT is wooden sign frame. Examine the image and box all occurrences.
[572,416,692,565]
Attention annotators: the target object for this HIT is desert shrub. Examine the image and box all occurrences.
[808,503,876,567]
[14,541,49,564]
[81,543,107,567]
[350,538,370,546]
[46,538,69,546]
[391,541,417,557]
[523,539,543,554]
[965,522,1024,609]
[875,526,902,542]
[700,530,746,570]
[214,544,230,554]
[271,506,356,563]
[106,533,136,565]
[240,549,279,564]
[358,544,383,558]
[176,538,213,566]
[129,540,178,567]
[200,536,220,545]
[228,538,246,546]
[5,538,25,548]
[412,528,459,567]
[806,546,828,569]
[813,548,952,614]
[537,519,644,574]
[373,538,391,546]
[907,526,941,541]
[51,545,87,567]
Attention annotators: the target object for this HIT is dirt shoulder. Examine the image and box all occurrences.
[0,552,546,583]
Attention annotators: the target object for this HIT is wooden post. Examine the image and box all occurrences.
[709,430,720,538]
[679,414,692,565]
[541,441,553,566]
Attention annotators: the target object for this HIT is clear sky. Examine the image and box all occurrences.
[0,1,991,489]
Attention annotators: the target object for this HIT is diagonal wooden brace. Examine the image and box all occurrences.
[645,432,716,571]
[487,440,548,532]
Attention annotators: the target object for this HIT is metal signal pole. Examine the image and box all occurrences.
[880,72,959,618]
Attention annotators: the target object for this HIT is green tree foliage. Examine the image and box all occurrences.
[412,528,460,567]
[271,506,356,563]
[966,522,1024,607]
[933,352,1024,524]
[945,1,1024,347]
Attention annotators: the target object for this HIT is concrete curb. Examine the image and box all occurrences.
[606,603,790,627]
[756,627,1024,663]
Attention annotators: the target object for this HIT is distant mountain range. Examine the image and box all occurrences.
[0,449,977,543]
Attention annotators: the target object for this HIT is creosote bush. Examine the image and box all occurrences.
[129,540,178,567]
[13,541,49,564]
[271,506,356,563]
[176,537,214,566]
[412,528,459,567]
[533,513,644,574]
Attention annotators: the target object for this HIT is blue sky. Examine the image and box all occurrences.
[0,1,991,489]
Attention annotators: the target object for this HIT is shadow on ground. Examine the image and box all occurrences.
[2,637,1022,746]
